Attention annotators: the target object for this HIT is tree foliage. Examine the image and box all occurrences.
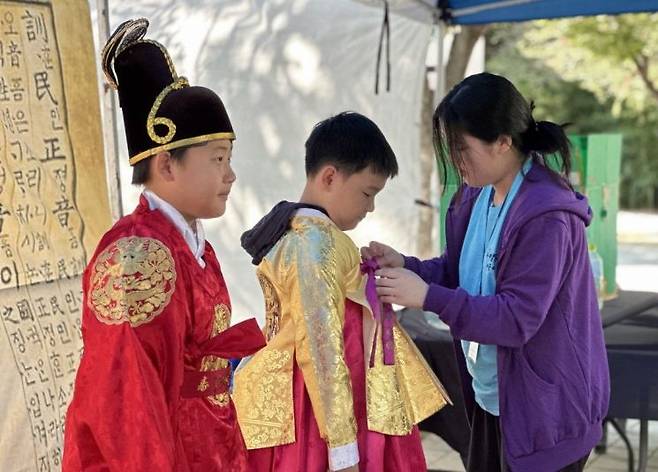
[486,15,658,209]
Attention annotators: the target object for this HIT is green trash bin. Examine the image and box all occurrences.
[437,133,622,298]
[570,134,622,298]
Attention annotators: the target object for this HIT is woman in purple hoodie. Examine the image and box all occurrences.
[364,73,609,472]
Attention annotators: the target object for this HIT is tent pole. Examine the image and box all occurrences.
[97,0,123,222]
[433,18,447,250]
[434,18,446,107]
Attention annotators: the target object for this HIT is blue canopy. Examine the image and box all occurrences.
[354,0,658,24]
[445,0,658,25]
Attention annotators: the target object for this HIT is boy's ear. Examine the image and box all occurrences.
[152,151,176,182]
[317,164,339,189]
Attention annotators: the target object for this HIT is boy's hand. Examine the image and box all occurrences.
[375,267,428,309]
[360,241,404,269]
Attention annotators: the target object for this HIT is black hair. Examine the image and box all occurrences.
[131,143,202,184]
[305,111,398,178]
[434,72,571,189]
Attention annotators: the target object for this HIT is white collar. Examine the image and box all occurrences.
[294,208,330,220]
[143,189,206,268]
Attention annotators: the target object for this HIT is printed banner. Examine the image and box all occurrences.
[0,1,110,470]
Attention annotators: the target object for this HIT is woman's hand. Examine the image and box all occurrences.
[375,268,429,309]
[360,241,404,269]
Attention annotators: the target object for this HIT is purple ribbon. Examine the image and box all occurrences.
[360,259,395,367]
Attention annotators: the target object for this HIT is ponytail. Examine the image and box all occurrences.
[521,119,572,185]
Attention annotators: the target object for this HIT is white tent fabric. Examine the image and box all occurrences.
[355,0,439,23]
[97,0,433,323]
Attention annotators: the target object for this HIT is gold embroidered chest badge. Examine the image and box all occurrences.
[197,376,209,392]
[89,237,176,327]
[212,303,231,335]
[201,303,231,407]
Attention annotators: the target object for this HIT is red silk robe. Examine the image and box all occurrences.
[63,197,265,471]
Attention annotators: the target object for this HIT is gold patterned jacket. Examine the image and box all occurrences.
[233,211,449,451]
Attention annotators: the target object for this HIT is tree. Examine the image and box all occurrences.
[417,25,487,259]
[564,14,658,106]
[486,15,658,209]
[520,14,658,112]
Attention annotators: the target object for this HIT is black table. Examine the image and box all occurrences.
[603,302,658,472]
[601,290,658,328]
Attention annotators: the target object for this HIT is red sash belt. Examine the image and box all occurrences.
[181,318,266,398]
[182,366,231,398]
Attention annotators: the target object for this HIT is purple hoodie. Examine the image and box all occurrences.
[404,164,610,471]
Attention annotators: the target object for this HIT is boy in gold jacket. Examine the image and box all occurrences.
[233,112,449,472]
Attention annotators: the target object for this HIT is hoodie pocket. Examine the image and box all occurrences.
[503,353,561,458]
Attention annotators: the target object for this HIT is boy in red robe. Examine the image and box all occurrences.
[62,19,265,471]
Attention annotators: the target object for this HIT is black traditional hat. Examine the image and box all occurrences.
[101,19,234,166]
